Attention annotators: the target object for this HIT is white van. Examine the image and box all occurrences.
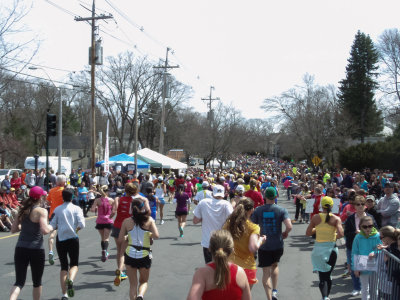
[24,156,72,176]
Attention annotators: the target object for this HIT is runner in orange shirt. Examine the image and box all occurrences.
[47,175,66,265]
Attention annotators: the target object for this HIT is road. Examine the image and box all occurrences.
[0,190,356,300]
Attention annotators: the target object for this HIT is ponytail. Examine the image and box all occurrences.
[18,197,37,222]
[325,206,331,223]
[225,198,254,240]
[209,230,234,290]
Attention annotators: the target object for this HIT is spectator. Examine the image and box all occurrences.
[10,171,22,191]
[1,175,11,192]
[25,170,36,188]
[376,182,400,227]
[69,169,79,187]
[365,195,382,229]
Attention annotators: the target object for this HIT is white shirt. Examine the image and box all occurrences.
[50,202,85,241]
[194,190,213,203]
[193,197,233,248]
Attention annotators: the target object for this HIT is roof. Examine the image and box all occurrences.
[129,148,187,170]
[96,153,149,169]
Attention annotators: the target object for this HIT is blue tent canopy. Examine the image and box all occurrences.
[95,153,149,169]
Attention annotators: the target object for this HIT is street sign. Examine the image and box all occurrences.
[312,156,322,166]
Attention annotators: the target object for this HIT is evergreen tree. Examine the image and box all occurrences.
[338,30,383,143]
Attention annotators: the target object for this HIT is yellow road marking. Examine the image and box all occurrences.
[0,216,96,241]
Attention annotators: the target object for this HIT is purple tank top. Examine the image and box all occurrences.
[96,197,113,224]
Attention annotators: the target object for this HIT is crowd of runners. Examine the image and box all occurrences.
[2,157,400,300]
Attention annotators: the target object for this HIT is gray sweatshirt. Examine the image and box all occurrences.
[377,194,400,227]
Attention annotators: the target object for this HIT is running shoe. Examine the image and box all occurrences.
[66,279,74,297]
[120,271,127,281]
[351,290,361,296]
[179,227,184,238]
[49,252,55,265]
[114,269,121,286]
[136,296,143,300]
[160,220,164,225]
[61,297,68,300]
[101,250,109,262]
[272,289,278,300]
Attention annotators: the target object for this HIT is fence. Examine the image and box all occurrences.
[369,249,400,300]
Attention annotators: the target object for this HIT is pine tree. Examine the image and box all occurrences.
[338,30,383,143]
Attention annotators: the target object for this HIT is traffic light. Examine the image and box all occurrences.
[47,113,57,136]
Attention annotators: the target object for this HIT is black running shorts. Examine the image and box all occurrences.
[258,248,284,267]
[124,254,152,269]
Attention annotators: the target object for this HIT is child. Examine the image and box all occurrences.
[351,216,381,300]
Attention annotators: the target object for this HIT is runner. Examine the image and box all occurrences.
[193,185,233,263]
[154,176,166,225]
[251,187,292,300]
[306,196,344,300]
[90,185,114,262]
[146,187,159,221]
[186,230,251,300]
[230,185,247,208]
[193,181,212,204]
[223,198,266,288]
[50,188,86,300]
[112,183,149,286]
[9,186,53,300]
[47,175,67,266]
[174,184,190,238]
[118,198,159,300]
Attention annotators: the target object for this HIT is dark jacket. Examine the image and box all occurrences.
[344,213,377,249]
[365,207,382,229]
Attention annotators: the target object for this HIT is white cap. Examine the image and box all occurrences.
[236,185,245,192]
[213,185,225,198]
[158,176,163,181]
[202,181,210,187]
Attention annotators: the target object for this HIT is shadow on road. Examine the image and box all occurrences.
[74,280,116,293]
[288,234,314,252]
[170,242,200,246]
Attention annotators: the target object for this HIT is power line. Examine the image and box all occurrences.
[0,66,80,88]
[4,57,79,74]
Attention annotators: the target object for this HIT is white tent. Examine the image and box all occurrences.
[129,148,187,172]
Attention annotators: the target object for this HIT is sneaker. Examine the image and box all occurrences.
[351,290,361,296]
[49,252,55,265]
[120,271,127,281]
[341,271,351,278]
[101,250,108,262]
[136,296,143,300]
[2,226,10,232]
[114,269,121,286]
[272,289,278,300]
[179,227,183,237]
[160,220,164,225]
[66,279,74,297]
[61,297,68,300]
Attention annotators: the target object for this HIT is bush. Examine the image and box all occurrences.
[339,139,400,171]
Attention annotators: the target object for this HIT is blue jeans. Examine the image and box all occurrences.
[346,248,361,291]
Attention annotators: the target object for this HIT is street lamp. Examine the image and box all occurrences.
[28,67,63,174]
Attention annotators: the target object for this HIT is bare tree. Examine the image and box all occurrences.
[261,74,352,165]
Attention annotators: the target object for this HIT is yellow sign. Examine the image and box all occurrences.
[312,156,322,166]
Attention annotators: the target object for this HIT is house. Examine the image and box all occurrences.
[43,135,103,170]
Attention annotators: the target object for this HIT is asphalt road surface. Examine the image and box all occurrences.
[0,190,357,300]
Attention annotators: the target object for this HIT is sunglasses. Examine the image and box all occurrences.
[361,225,374,229]
[354,203,365,206]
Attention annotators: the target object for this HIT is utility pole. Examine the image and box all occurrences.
[201,86,220,122]
[153,48,179,154]
[75,0,112,173]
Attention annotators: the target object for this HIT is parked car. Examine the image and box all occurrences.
[0,169,23,183]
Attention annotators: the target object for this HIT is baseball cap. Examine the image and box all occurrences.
[265,187,277,200]
[219,176,226,181]
[366,195,375,202]
[236,185,245,192]
[158,176,163,181]
[29,186,47,199]
[202,181,210,188]
[384,182,394,188]
[237,178,244,184]
[321,196,334,208]
[213,185,225,198]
